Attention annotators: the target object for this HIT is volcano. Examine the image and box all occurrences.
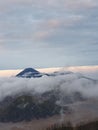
[16,68,42,78]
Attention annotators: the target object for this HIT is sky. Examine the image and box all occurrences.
[0,0,98,70]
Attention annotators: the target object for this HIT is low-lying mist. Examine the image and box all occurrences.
[0,73,98,102]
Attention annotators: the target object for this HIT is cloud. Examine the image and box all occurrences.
[63,0,97,10]
[0,0,32,7]
[0,0,97,13]
[43,19,61,29]
[43,15,84,29]
[33,0,98,10]
[0,0,98,69]
[33,15,84,42]
[29,0,98,10]
[0,72,98,103]
[0,15,83,45]
[34,31,51,41]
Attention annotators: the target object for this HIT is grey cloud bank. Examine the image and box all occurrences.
[0,0,98,69]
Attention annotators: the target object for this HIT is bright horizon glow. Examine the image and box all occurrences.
[0,65,98,77]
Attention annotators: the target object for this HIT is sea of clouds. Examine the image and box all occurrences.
[0,72,98,102]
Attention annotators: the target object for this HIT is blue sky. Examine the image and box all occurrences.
[0,0,98,69]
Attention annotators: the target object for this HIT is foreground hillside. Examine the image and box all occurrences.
[0,99,98,130]
[0,93,61,122]
[47,120,98,130]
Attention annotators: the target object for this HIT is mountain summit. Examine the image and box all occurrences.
[16,68,42,78]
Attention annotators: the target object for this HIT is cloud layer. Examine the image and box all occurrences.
[0,0,98,69]
[0,72,98,103]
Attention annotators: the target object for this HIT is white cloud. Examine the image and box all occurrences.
[0,72,98,102]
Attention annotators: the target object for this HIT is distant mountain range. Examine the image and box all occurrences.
[16,67,74,78]
[16,68,97,83]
